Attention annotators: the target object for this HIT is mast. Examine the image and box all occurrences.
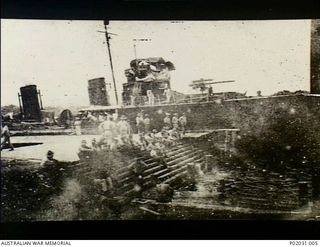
[18,93,23,116]
[133,40,138,61]
[104,20,119,105]
[38,90,44,110]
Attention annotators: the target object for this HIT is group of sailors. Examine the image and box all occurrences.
[163,112,187,133]
[135,112,187,134]
[137,127,180,159]
[77,111,188,161]
[142,112,187,159]
[78,111,106,123]
[73,111,117,136]
[77,114,133,160]
[146,86,175,105]
[130,85,174,106]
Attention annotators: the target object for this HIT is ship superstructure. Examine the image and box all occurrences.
[122,57,175,105]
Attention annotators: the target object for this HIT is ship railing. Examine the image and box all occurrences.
[174,94,222,104]
[154,95,213,105]
[126,93,222,106]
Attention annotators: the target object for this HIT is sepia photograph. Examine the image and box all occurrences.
[1,19,320,223]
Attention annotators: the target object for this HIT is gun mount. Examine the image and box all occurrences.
[189,79,235,93]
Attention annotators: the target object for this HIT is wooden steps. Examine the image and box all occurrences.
[110,142,211,198]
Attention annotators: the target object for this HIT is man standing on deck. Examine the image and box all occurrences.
[74,117,82,136]
[172,113,179,130]
[163,113,171,129]
[98,115,116,149]
[147,90,155,105]
[136,112,144,134]
[117,115,132,145]
[131,83,141,106]
[208,86,213,101]
[1,122,14,151]
[144,114,151,133]
[179,113,187,135]
[164,87,172,104]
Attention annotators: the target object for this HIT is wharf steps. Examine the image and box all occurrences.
[113,143,210,197]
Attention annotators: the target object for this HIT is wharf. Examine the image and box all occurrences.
[1,135,100,163]
[1,130,216,163]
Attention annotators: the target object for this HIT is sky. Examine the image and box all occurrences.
[1,20,311,107]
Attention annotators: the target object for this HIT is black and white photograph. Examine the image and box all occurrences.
[1,19,320,224]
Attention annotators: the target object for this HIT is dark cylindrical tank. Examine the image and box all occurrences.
[88,78,110,106]
[20,85,42,122]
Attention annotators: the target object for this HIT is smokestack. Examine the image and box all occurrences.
[20,85,42,122]
[88,78,110,106]
[311,19,320,94]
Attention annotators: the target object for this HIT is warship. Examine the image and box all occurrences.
[1,20,320,221]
